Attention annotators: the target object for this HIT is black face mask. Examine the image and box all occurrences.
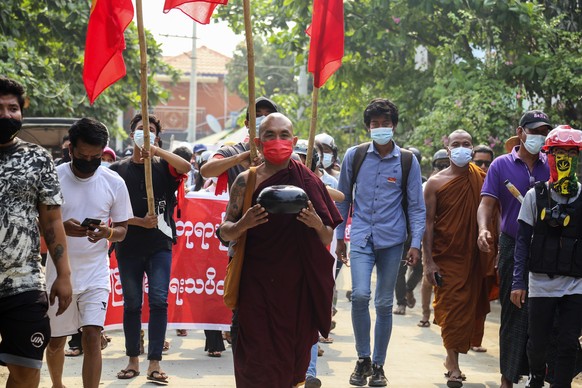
[72,157,101,175]
[0,118,22,144]
[62,147,70,162]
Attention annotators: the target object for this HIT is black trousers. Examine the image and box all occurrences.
[528,294,582,388]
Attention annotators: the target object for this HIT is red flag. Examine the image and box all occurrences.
[164,0,228,25]
[306,0,344,88]
[83,0,134,105]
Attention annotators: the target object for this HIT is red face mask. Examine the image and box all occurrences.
[261,139,294,165]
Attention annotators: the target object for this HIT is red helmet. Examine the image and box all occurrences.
[542,125,582,151]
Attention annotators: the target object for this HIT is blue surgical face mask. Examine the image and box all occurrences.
[101,161,111,168]
[449,146,473,167]
[523,134,546,154]
[321,153,334,168]
[133,130,155,149]
[255,115,266,131]
[370,127,393,146]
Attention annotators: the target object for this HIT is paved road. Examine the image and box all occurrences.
[2,270,580,387]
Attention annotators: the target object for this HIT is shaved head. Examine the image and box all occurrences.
[448,129,472,144]
[258,112,294,139]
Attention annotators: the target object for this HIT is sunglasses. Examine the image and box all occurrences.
[473,160,491,168]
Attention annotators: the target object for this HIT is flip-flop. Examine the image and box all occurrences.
[444,371,467,381]
[207,351,222,358]
[64,347,83,357]
[176,329,188,337]
[470,346,487,352]
[319,336,334,344]
[117,369,140,379]
[446,375,463,388]
[417,320,431,328]
[147,370,169,384]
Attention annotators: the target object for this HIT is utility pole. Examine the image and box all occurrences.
[187,22,198,142]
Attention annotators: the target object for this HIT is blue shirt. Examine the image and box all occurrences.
[336,142,426,250]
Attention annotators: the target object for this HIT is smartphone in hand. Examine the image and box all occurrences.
[81,218,101,228]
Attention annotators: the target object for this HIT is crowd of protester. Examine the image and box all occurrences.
[1,75,581,388]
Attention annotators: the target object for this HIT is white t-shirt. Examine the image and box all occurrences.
[519,182,582,298]
[46,164,133,293]
[320,169,338,189]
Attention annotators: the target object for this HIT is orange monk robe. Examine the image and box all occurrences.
[432,163,489,353]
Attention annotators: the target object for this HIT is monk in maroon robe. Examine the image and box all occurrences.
[219,113,342,387]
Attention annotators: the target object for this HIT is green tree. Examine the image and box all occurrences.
[0,0,180,135]
[216,0,582,166]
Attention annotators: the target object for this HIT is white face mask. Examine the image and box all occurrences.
[133,130,155,149]
[255,115,266,131]
[370,127,393,145]
[523,134,546,154]
[321,153,334,168]
[449,147,473,167]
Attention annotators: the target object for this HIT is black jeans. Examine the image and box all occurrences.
[527,294,582,388]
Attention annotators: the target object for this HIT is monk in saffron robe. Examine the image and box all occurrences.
[423,129,488,388]
[219,113,342,388]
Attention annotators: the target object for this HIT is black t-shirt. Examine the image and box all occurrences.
[110,157,180,258]
[215,141,249,188]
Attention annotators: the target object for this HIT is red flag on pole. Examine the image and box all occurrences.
[83,0,134,105]
[164,0,228,25]
[306,0,344,88]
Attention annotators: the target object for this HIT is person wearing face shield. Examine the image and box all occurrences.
[477,110,551,388]
[510,125,582,388]
[0,76,72,387]
[45,118,132,388]
[423,129,490,387]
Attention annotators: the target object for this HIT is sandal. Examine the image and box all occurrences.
[417,320,431,328]
[470,346,487,352]
[100,333,108,350]
[176,329,188,337]
[319,336,334,344]
[163,340,170,353]
[117,369,140,379]
[64,347,83,357]
[444,371,467,381]
[393,305,406,315]
[317,345,324,357]
[446,375,464,388]
[147,370,169,384]
[207,351,222,358]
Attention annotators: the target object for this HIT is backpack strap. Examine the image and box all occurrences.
[349,142,371,199]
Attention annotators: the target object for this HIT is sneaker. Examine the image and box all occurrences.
[525,373,545,388]
[349,358,372,386]
[305,375,322,388]
[369,364,388,387]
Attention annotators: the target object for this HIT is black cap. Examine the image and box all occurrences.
[246,97,279,120]
[519,110,551,129]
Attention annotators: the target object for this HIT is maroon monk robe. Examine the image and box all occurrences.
[234,159,342,388]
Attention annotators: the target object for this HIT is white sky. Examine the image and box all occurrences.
[139,0,244,57]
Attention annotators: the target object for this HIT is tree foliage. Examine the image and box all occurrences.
[0,0,180,135]
[216,0,582,168]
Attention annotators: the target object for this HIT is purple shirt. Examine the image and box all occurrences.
[481,146,549,239]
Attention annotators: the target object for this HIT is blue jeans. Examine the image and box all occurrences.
[350,241,403,366]
[306,342,318,377]
[117,249,172,361]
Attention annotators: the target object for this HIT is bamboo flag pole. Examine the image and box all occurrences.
[306,86,319,170]
[136,0,155,215]
[243,0,257,160]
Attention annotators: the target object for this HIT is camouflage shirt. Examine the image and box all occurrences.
[0,139,62,298]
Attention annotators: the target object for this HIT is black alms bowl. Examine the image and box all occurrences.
[257,185,309,214]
